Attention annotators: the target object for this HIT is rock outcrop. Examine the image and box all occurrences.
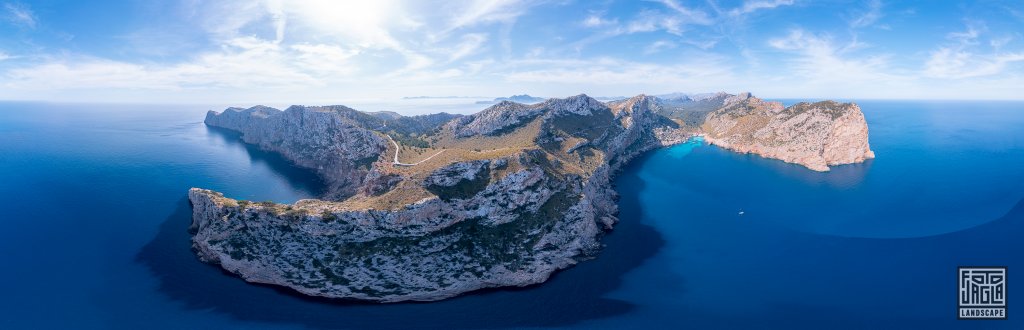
[447,101,544,137]
[701,94,874,171]
[190,92,873,302]
[204,105,388,199]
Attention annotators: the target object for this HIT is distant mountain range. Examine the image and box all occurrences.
[402,96,481,99]
[403,94,629,104]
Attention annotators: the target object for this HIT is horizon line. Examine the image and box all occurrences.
[4,96,1024,108]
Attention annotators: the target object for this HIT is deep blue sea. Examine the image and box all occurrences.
[1,100,1022,329]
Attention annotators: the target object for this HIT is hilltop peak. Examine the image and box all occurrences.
[542,94,606,116]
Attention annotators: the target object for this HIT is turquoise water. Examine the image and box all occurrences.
[0,101,1021,329]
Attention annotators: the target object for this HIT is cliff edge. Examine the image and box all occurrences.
[700,94,874,171]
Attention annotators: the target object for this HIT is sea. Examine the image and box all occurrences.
[0,100,1021,329]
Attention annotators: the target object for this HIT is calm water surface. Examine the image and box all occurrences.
[0,100,1021,329]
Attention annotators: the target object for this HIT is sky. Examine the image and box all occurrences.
[0,0,1022,104]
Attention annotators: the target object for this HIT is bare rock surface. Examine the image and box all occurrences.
[701,96,874,171]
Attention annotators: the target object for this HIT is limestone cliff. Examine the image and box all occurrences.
[204,105,460,198]
[204,105,387,199]
[701,94,874,171]
[190,92,873,302]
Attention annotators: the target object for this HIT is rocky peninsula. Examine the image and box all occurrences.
[189,92,873,302]
[700,94,875,171]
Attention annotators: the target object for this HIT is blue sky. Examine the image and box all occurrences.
[0,0,1022,104]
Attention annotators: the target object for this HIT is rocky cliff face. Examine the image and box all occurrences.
[701,94,874,171]
[192,92,873,302]
[205,105,389,199]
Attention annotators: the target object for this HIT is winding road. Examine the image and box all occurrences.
[386,134,445,166]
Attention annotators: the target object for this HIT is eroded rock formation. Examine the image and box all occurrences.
[700,94,874,171]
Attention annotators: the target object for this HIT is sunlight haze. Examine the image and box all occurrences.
[0,0,1022,104]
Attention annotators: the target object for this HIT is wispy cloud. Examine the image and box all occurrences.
[566,4,717,54]
[728,0,795,17]
[925,49,1024,78]
[289,43,361,76]
[990,36,1013,50]
[924,22,1024,79]
[656,0,713,25]
[2,37,361,92]
[503,55,735,88]
[849,0,883,28]
[2,2,36,28]
[583,1,713,35]
[644,40,677,54]
[946,22,983,46]
[446,33,489,62]
[768,29,897,83]
[439,0,539,37]
[627,9,690,35]
[581,12,617,28]
[760,23,1024,99]
[272,1,416,49]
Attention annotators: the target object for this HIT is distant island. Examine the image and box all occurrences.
[402,96,481,99]
[190,92,874,302]
[474,94,546,104]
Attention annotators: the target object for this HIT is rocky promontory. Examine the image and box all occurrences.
[189,92,873,302]
[700,93,875,171]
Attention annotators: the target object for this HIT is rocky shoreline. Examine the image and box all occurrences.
[189,93,873,302]
[700,97,874,171]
